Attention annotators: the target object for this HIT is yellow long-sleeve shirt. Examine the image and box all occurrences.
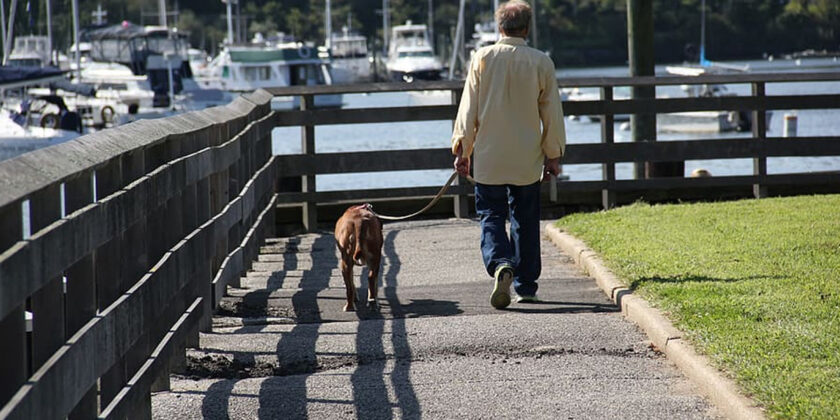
[451,36,566,186]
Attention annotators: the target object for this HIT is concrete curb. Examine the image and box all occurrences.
[545,224,765,420]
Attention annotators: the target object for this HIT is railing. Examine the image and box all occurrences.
[1,71,838,418]
[0,90,278,419]
[267,71,840,218]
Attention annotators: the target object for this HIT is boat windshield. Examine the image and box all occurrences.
[398,50,434,58]
[290,63,327,86]
[332,40,367,58]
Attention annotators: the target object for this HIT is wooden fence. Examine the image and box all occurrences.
[0,90,278,419]
[267,71,840,223]
[1,71,838,419]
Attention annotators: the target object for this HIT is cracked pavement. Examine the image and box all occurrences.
[151,219,720,419]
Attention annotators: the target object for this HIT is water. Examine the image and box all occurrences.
[272,57,840,191]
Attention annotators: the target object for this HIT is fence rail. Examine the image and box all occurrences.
[267,71,840,218]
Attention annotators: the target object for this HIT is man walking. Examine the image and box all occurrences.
[451,0,566,309]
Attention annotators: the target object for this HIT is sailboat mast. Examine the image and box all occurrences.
[1,0,7,64]
[382,0,389,53]
[4,0,19,65]
[325,0,332,49]
[493,0,499,38]
[158,0,167,27]
[428,0,433,47]
[71,0,80,79]
[225,0,234,45]
[700,0,706,64]
[45,0,52,64]
[447,0,465,80]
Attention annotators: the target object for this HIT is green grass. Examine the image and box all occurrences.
[555,195,840,419]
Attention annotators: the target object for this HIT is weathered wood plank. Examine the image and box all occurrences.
[552,172,840,192]
[274,104,457,127]
[562,93,840,116]
[273,148,454,176]
[275,183,474,206]
[0,307,26,408]
[98,298,203,420]
[561,137,840,164]
[212,192,278,308]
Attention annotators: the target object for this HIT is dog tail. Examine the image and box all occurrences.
[352,220,364,265]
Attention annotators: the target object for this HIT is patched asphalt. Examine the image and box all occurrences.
[151,219,720,419]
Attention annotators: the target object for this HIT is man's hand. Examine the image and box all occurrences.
[543,157,560,180]
[454,145,471,176]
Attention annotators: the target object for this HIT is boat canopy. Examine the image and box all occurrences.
[50,79,97,97]
[0,65,65,89]
[88,22,190,76]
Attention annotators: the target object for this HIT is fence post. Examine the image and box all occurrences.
[0,202,26,409]
[601,87,617,209]
[752,81,767,199]
[28,184,65,379]
[121,149,154,419]
[301,94,318,231]
[94,157,127,410]
[63,171,98,420]
[451,89,470,218]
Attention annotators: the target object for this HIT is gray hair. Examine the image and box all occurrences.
[496,1,532,36]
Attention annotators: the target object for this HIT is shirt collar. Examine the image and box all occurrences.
[497,36,527,46]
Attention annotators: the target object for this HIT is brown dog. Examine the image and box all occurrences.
[334,203,383,311]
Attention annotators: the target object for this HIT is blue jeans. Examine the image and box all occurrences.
[474,182,541,297]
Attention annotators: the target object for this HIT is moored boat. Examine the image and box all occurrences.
[386,21,444,82]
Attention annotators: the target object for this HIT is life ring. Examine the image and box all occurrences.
[40,113,59,129]
[100,105,116,124]
[298,46,311,59]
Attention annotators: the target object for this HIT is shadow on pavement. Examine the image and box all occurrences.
[504,300,619,314]
[351,229,448,418]
[257,234,335,419]
[201,237,298,419]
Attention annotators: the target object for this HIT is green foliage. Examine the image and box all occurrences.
[556,195,840,418]
[3,0,838,66]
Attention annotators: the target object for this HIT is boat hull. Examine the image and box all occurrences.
[388,69,442,83]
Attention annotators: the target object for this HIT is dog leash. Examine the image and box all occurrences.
[370,171,475,221]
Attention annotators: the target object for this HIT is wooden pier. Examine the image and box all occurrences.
[1,72,839,418]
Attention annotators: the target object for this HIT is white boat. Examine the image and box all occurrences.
[71,22,233,123]
[662,65,770,133]
[328,27,372,84]
[0,66,82,161]
[386,21,444,82]
[0,108,81,161]
[657,0,769,133]
[197,38,342,109]
[7,36,52,67]
[467,22,499,61]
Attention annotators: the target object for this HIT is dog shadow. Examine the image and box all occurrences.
[354,268,464,320]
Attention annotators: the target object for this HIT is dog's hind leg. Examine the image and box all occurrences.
[340,257,356,311]
[366,255,380,309]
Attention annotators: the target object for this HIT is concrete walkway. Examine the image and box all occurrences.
[152,219,719,419]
